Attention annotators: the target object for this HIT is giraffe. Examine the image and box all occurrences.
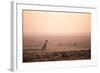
[41,40,48,55]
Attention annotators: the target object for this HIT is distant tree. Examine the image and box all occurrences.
[59,43,61,46]
[73,43,77,47]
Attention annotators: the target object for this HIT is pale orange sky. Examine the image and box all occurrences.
[23,10,91,36]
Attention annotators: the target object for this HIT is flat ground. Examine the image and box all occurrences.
[23,49,91,62]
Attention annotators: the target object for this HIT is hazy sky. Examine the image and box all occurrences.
[23,10,91,36]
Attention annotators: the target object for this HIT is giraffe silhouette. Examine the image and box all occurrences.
[42,40,48,51]
[41,40,48,56]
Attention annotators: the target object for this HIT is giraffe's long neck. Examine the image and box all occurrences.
[44,41,47,47]
[42,40,48,50]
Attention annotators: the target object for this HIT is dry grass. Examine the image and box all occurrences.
[23,49,91,62]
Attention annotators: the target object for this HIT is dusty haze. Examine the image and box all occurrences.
[23,10,91,36]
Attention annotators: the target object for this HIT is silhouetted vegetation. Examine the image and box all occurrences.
[23,49,91,62]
